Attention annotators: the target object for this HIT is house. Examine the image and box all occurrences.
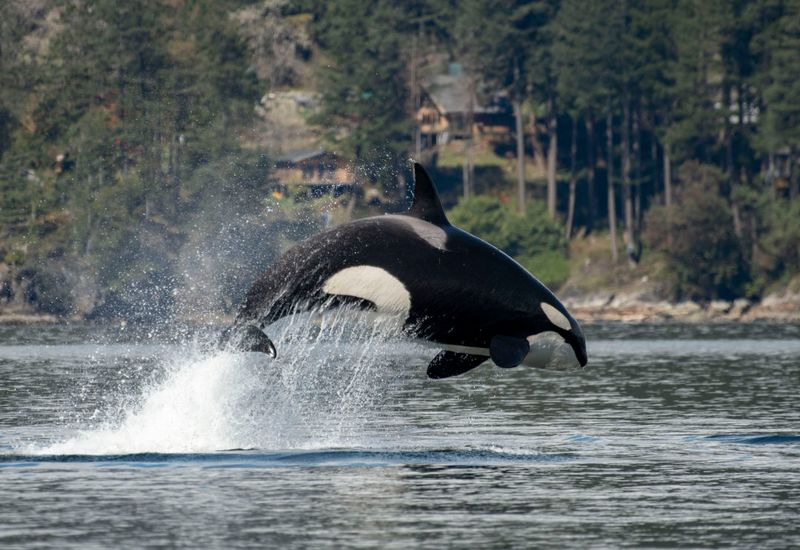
[273,149,354,197]
[417,68,513,150]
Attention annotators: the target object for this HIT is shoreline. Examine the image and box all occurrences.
[1,297,799,325]
[563,293,800,323]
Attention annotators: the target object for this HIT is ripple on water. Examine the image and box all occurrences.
[0,321,799,548]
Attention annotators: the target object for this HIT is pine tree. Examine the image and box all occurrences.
[553,0,623,259]
[628,0,678,209]
[0,2,35,219]
[752,0,800,199]
[435,0,556,211]
[309,0,412,188]
[665,0,728,164]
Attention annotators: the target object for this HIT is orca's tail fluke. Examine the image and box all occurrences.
[218,324,277,358]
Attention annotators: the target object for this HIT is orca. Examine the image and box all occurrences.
[220,163,587,378]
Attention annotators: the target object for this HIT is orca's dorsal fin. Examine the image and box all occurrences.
[407,163,449,226]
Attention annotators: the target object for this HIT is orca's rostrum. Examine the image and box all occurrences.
[221,163,587,378]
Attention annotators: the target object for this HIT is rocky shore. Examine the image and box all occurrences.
[564,290,800,322]
[1,293,799,325]
[0,312,63,324]
[3,257,799,325]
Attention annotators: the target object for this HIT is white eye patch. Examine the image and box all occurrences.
[541,302,571,331]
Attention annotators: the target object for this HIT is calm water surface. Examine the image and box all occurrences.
[1,321,799,548]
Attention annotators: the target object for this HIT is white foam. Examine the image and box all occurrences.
[34,308,416,456]
[41,353,253,454]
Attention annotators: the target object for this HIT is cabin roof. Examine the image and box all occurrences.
[421,74,511,117]
[422,74,481,115]
[275,148,327,164]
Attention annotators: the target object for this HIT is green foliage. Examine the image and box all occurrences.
[502,202,568,258]
[0,0,269,315]
[448,196,569,287]
[3,0,800,314]
[749,0,800,153]
[515,249,570,290]
[552,0,623,112]
[645,162,749,300]
[447,196,506,244]
[750,194,800,287]
[307,0,411,182]
[449,0,555,99]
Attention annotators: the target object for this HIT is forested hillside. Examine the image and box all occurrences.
[1,0,799,321]
[0,0,307,321]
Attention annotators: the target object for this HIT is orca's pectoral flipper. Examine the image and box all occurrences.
[240,325,277,357]
[427,351,487,379]
[490,335,530,368]
[220,324,277,358]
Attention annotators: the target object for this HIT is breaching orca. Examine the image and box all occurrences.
[220,163,587,378]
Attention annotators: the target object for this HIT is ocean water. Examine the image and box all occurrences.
[1,320,799,548]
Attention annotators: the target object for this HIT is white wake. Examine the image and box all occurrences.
[34,310,422,455]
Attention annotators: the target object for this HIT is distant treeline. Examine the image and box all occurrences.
[0,0,287,318]
[1,0,799,317]
[303,0,800,299]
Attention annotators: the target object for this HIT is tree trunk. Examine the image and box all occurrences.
[529,114,547,174]
[344,191,357,221]
[622,98,635,265]
[663,141,674,250]
[175,133,182,195]
[585,112,597,233]
[723,81,735,197]
[651,134,659,202]
[606,110,618,262]
[462,138,472,199]
[768,150,776,191]
[790,147,798,201]
[411,26,421,159]
[736,86,751,177]
[633,108,642,237]
[463,77,476,198]
[731,200,743,239]
[566,115,578,240]
[514,98,526,214]
[546,96,558,219]
[663,142,672,208]
[117,31,128,179]
[396,171,407,210]
[738,82,746,130]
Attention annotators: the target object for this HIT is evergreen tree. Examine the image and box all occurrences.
[665,0,728,164]
[309,0,412,188]
[552,0,624,259]
[752,0,800,198]
[628,0,678,208]
[448,0,555,212]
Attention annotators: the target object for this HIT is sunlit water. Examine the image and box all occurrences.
[1,320,799,548]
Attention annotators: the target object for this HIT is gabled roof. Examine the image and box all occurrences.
[275,149,327,164]
[421,74,481,115]
[421,74,512,117]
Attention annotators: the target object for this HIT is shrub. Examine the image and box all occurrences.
[447,196,508,247]
[448,197,569,288]
[645,162,749,300]
[756,197,800,280]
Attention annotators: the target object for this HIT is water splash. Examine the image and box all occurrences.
[35,308,422,455]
